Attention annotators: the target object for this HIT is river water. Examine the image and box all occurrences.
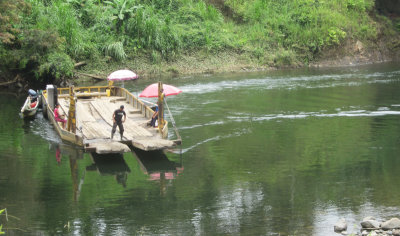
[1,62,400,235]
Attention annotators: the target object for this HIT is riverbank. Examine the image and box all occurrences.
[2,0,400,87]
[1,36,399,89]
[75,37,400,82]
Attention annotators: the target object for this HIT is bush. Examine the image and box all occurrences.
[27,0,95,59]
[1,0,396,81]
[125,6,182,57]
[1,28,74,82]
[273,49,297,67]
[104,41,127,61]
[326,27,347,46]
[346,0,373,12]
[38,52,74,80]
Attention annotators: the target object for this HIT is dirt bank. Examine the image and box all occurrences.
[310,36,400,68]
[76,36,400,82]
[2,36,399,88]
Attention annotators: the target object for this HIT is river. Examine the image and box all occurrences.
[1,62,400,235]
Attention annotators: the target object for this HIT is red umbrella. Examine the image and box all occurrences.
[139,83,182,98]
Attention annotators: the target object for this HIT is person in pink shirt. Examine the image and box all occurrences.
[54,103,67,129]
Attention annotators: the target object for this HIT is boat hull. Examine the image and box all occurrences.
[21,96,39,118]
[21,109,37,117]
[41,93,84,146]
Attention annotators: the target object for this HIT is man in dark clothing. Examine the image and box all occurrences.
[111,105,126,140]
[148,105,159,127]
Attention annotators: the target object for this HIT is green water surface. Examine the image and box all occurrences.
[1,63,400,235]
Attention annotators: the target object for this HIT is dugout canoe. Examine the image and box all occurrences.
[20,95,39,118]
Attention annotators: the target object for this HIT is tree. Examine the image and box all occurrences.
[0,0,29,44]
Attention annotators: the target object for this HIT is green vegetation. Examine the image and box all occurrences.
[0,209,5,234]
[0,0,398,83]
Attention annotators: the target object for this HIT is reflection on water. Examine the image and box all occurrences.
[132,148,183,195]
[1,63,400,235]
[87,153,131,188]
[133,148,183,180]
[49,142,84,163]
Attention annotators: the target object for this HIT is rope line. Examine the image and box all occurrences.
[164,98,182,143]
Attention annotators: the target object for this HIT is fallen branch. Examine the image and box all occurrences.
[75,72,106,80]
[74,61,87,68]
[0,74,19,87]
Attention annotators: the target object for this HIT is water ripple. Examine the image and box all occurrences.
[234,109,400,122]
[179,106,400,132]
[180,128,250,153]
[178,70,400,95]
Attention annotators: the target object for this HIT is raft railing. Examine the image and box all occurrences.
[54,85,173,140]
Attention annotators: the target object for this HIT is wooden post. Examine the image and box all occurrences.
[67,86,76,133]
[158,81,165,131]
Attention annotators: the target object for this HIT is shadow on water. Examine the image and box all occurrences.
[131,148,184,196]
[47,142,183,201]
[86,153,131,188]
[131,148,184,181]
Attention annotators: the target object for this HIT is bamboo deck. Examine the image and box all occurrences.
[44,86,177,153]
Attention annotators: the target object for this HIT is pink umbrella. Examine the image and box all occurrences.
[107,69,138,81]
[139,83,182,98]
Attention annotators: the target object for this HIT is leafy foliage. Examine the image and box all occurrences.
[104,0,143,33]
[0,0,397,82]
[225,0,378,62]
[1,28,70,81]
[104,41,127,60]
[0,209,4,235]
[38,52,74,80]
[0,0,30,44]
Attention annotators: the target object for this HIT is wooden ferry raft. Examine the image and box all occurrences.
[42,83,181,154]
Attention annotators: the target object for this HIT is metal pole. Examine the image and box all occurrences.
[158,82,165,131]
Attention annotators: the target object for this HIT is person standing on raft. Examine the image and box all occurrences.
[111,105,126,140]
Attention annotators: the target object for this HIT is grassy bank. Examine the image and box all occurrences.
[1,0,399,83]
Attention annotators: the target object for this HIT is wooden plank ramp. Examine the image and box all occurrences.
[85,140,130,154]
[132,138,175,151]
